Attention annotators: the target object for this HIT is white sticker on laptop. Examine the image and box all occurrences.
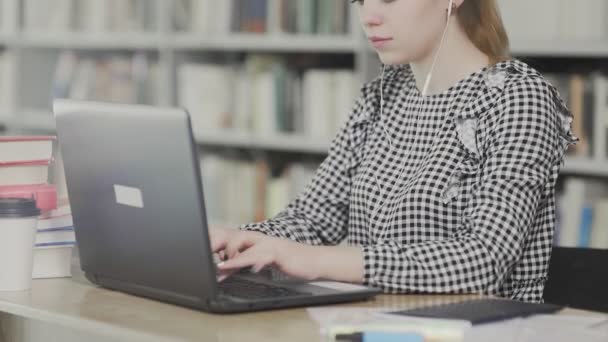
[114,184,144,208]
[309,281,368,292]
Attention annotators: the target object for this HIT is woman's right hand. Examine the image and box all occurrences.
[209,226,240,281]
[208,225,238,254]
[209,226,269,282]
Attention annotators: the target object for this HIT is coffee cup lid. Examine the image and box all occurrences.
[0,198,40,218]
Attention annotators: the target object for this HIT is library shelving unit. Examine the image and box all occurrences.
[0,1,604,177]
[0,1,366,139]
[2,0,608,234]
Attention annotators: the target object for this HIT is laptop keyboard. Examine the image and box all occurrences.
[218,277,310,299]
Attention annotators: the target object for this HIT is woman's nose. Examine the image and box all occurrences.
[359,3,383,28]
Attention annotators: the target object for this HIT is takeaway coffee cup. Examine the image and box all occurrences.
[0,198,40,291]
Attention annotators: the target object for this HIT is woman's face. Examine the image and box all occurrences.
[354,0,451,65]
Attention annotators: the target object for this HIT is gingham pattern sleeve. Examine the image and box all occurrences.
[239,96,366,245]
[361,76,568,295]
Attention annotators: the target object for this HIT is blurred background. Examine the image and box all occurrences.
[0,0,606,250]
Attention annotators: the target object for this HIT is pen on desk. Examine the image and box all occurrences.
[334,331,424,342]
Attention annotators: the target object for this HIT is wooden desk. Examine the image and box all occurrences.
[0,266,604,342]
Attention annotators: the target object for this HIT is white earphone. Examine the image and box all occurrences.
[373,0,455,241]
[421,0,454,96]
[381,0,455,118]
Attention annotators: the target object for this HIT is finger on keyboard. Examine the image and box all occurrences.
[217,264,238,283]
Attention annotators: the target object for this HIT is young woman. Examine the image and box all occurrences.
[212,0,577,302]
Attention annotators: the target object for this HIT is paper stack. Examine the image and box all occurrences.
[33,148,75,279]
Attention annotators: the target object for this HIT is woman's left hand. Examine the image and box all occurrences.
[216,232,321,281]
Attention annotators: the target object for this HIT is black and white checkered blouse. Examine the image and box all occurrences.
[241,59,578,302]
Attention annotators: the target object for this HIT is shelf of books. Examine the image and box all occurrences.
[545,68,608,249]
[171,0,354,35]
[199,152,319,227]
[0,0,607,248]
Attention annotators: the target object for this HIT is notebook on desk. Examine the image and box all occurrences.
[53,99,380,313]
[387,298,563,325]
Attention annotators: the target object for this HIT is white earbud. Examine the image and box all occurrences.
[380,64,386,118]
[379,64,393,147]
[421,0,454,96]
[373,0,456,240]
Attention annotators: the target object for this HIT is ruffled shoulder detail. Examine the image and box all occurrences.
[450,60,578,157]
[348,64,409,151]
[498,61,577,149]
[353,64,409,125]
[446,62,510,158]
[451,61,512,121]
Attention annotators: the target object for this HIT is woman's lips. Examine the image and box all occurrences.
[369,37,393,49]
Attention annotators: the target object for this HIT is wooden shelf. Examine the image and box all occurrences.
[171,33,360,53]
[6,110,333,154]
[12,112,608,174]
[561,157,608,177]
[194,130,331,154]
[18,32,160,50]
[510,40,608,57]
[13,33,608,56]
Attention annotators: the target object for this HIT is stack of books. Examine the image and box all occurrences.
[34,148,75,279]
[0,136,57,214]
[35,205,75,279]
[0,136,75,278]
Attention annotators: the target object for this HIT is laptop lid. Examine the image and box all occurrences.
[54,99,217,309]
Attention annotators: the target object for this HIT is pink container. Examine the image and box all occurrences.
[0,184,57,212]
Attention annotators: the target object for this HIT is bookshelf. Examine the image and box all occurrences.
[0,0,607,247]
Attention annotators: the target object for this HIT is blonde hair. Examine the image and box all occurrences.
[458,0,511,64]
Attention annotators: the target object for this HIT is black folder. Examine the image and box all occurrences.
[388,298,563,325]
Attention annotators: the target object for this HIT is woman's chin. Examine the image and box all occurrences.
[376,52,409,66]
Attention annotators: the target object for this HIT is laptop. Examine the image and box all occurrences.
[53,99,380,313]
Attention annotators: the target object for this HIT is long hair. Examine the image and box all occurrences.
[458,0,511,64]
